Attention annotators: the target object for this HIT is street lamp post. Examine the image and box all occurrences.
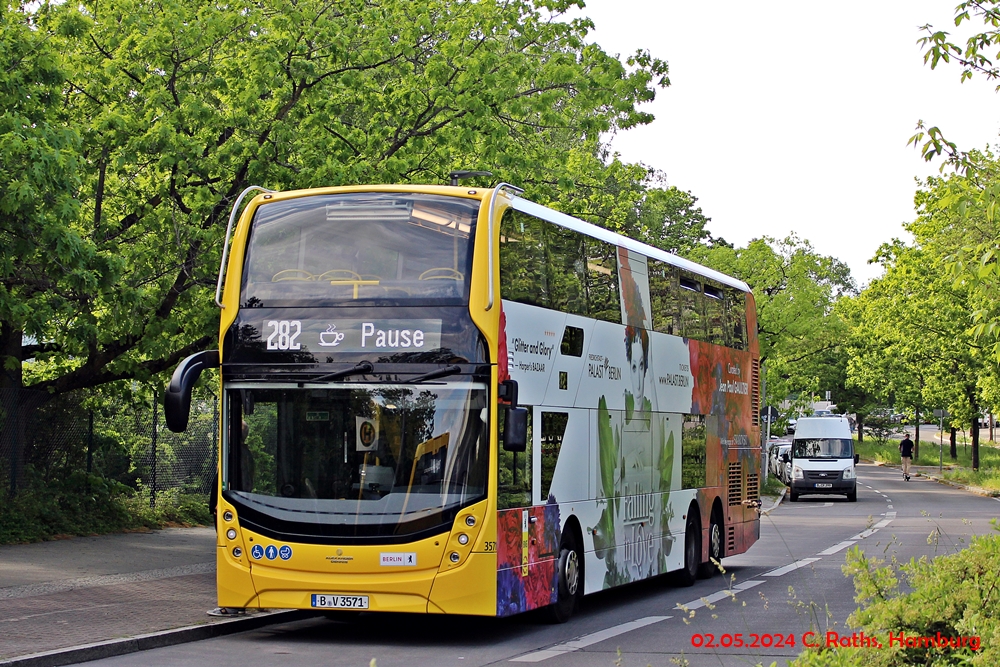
[933,409,950,475]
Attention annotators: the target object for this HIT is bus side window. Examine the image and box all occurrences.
[545,225,587,316]
[648,260,679,335]
[500,210,550,308]
[681,414,707,489]
[726,289,747,350]
[498,407,533,510]
[678,273,705,341]
[585,237,621,323]
[540,412,568,501]
[704,283,726,346]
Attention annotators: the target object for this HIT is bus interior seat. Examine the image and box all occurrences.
[272,269,315,282]
[418,268,464,281]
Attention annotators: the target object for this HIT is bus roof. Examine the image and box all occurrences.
[508,194,751,294]
[246,183,751,294]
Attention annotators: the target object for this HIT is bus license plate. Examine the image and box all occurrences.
[311,594,369,609]
[815,483,833,488]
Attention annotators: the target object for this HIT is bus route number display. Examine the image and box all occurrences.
[261,319,442,354]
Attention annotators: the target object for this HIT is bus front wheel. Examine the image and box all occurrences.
[545,530,582,623]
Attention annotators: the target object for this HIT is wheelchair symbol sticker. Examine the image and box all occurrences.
[251,544,264,560]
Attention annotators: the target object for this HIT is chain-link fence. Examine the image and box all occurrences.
[0,388,217,504]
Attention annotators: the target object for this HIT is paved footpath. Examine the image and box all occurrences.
[0,527,289,665]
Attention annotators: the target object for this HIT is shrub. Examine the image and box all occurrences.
[0,467,211,544]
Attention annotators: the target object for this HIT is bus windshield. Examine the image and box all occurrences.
[241,193,480,307]
[225,382,488,537]
[792,438,854,459]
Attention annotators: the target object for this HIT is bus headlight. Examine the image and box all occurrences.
[449,552,461,563]
[232,547,243,558]
[793,466,803,480]
[842,467,855,480]
[223,511,234,522]
[226,528,238,540]
[458,533,469,545]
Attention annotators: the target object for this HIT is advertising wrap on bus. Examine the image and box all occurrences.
[493,247,759,615]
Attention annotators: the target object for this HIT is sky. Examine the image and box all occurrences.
[571,1,1000,285]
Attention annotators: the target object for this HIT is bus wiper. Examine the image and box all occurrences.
[311,361,374,383]
[405,365,462,384]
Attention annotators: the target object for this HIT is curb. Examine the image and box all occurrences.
[865,459,1000,498]
[761,488,787,516]
[0,609,319,667]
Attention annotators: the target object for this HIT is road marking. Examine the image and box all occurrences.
[509,616,671,662]
[677,580,766,611]
[788,502,833,509]
[887,505,893,510]
[762,558,821,577]
[817,541,858,556]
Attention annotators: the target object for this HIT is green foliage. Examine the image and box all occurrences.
[0,0,673,400]
[910,4,1000,365]
[0,466,210,544]
[791,529,1000,666]
[864,417,895,447]
[843,169,997,467]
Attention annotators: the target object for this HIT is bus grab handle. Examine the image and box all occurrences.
[215,186,274,308]
[164,350,220,433]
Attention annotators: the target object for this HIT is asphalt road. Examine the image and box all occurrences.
[75,464,1000,667]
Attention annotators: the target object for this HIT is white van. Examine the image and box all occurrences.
[785,416,858,502]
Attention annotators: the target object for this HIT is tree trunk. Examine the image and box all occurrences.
[857,416,864,442]
[950,427,957,460]
[914,408,920,461]
[972,415,980,472]
[991,413,995,443]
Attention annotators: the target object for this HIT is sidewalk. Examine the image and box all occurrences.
[0,527,302,665]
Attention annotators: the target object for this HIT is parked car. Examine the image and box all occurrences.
[770,444,791,484]
[785,418,797,435]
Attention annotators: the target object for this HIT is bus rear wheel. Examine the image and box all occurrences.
[675,514,700,587]
[698,511,723,579]
[545,530,582,623]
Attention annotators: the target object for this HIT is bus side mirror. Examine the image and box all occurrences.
[499,379,527,452]
[164,350,220,433]
[503,407,528,452]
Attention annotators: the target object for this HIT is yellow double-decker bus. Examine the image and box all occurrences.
[165,182,762,622]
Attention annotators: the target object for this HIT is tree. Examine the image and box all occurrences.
[4,0,669,399]
[548,145,725,254]
[912,4,1000,365]
[845,174,996,469]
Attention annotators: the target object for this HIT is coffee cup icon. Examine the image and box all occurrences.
[318,325,346,347]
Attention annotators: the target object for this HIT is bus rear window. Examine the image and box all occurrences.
[241,193,480,307]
